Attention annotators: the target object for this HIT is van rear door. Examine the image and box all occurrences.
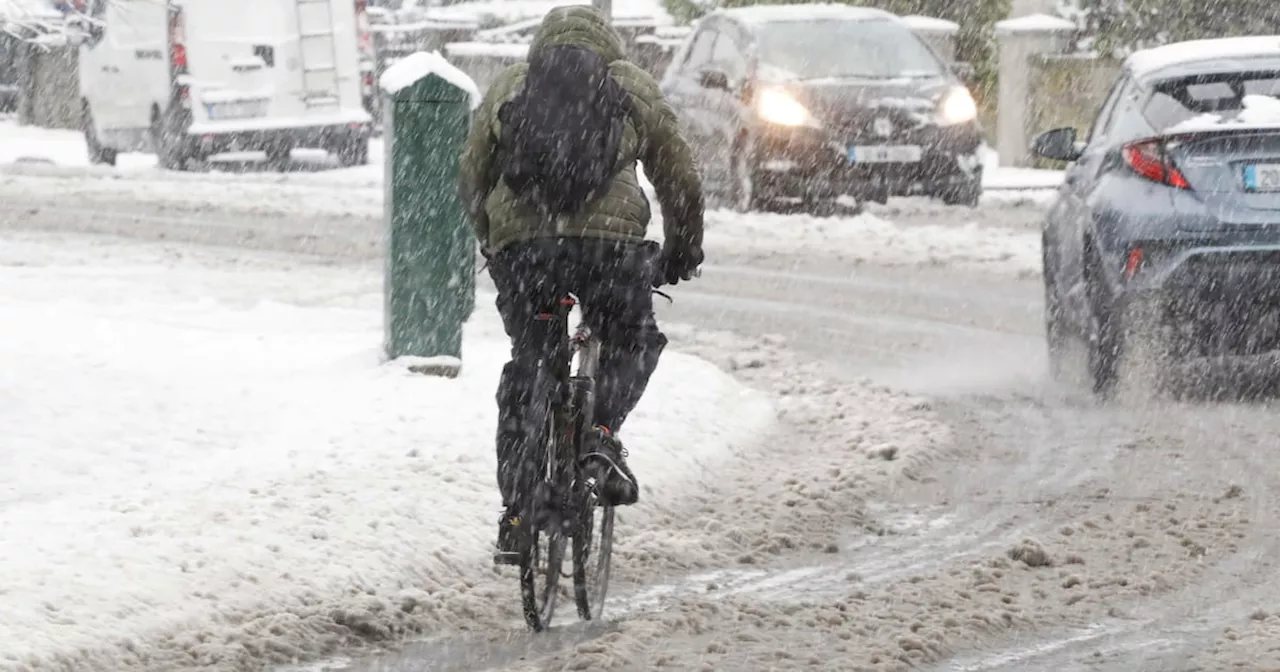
[180,0,365,127]
[178,0,280,125]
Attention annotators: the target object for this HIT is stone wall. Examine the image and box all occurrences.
[19,44,81,131]
[1026,54,1121,165]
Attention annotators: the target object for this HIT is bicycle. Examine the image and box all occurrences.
[513,276,689,632]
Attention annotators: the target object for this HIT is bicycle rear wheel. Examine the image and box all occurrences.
[519,395,571,632]
[519,519,566,632]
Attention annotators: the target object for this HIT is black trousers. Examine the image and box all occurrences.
[487,237,668,506]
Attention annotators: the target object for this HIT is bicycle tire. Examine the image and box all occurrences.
[519,524,566,632]
[573,492,615,620]
[567,340,615,621]
[518,392,571,632]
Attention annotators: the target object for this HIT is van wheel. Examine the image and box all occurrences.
[265,143,293,170]
[337,137,370,167]
[152,110,190,171]
[83,105,117,166]
[801,197,838,217]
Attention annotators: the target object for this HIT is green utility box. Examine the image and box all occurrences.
[382,65,477,375]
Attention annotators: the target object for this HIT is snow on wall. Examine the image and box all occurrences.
[900,15,959,33]
[993,13,1076,35]
[443,41,529,59]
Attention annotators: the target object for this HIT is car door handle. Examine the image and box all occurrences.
[102,66,119,73]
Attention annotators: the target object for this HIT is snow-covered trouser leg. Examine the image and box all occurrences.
[576,239,666,433]
[487,237,665,500]
[489,241,566,507]
[591,329,666,432]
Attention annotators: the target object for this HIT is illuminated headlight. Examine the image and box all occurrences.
[938,86,978,126]
[756,87,821,128]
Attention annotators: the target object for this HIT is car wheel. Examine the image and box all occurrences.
[941,172,982,207]
[1084,245,1121,398]
[1043,236,1070,382]
[83,104,117,167]
[1118,296,1174,397]
[152,109,190,171]
[337,136,370,167]
[729,141,764,213]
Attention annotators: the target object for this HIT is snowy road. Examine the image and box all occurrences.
[5,178,1280,671]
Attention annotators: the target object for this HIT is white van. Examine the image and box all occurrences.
[74,0,375,170]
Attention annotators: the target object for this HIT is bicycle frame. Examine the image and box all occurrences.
[518,283,678,630]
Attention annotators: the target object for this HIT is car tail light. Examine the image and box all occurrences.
[1122,138,1189,189]
[1124,247,1144,280]
[355,0,374,59]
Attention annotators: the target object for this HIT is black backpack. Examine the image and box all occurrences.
[496,44,632,217]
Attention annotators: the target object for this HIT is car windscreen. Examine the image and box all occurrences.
[1143,70,1280,130]
[754,19,945,80]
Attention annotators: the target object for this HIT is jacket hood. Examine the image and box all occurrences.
[528,5,626,64]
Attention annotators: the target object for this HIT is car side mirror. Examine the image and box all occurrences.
[1033,127,1083,162]
[950,61,975,81]
[698,69,730,91]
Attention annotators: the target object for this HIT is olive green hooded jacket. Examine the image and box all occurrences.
[459,5,704,255]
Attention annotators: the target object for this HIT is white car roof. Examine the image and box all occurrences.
[715,3,897,25]
[1127,36,1280,80]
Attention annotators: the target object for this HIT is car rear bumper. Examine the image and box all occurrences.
[1123,244,1280,357]
[752,120,984,201]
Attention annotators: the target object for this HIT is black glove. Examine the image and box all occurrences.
[655,242,703,288]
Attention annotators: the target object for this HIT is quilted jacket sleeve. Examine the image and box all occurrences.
[613,62,705,254]
[459,65,525,249]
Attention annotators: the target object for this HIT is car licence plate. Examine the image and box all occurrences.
[1243,163,1280,191]
[849,145,923,164]
[206,99,268,121]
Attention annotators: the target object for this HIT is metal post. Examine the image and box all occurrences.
[382,70,476,376]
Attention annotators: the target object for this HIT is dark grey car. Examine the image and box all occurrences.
[660,5,984,214]
[1033,36,1280,396]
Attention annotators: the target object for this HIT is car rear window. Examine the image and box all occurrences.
[755,19,945,80]
[1144,71,1280,130]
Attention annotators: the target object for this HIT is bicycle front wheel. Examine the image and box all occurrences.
[573,487,615,621]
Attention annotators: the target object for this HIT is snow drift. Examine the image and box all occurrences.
[0,231,775,670]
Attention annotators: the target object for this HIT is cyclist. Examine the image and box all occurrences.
[460,5,705,564]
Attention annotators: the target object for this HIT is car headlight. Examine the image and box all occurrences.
[938,86,978,126]
[756,87,821,128]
